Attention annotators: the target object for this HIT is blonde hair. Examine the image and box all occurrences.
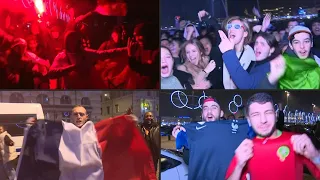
[222,16,252,45]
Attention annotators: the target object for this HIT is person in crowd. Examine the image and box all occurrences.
[279,20,299,48]
[169,37,183,65]
[99,25,126,50]
[177,38,216,89]
[161,46,184,89]
[226,93,320,180]
[171,97,255,180]
[161,38,170,48]
[0,38,50,89]
[269,26,320,89]
[184,23,199,40]
[218,30,283,89]
[220,16,255,89]
[198,34,224,89]
[0,125,18,180]
[47,30,127,89]
[311,18,320,50]
[137,112,160,176]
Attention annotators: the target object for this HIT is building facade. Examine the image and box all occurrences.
[101,91,160,123]
[0,91,102,123]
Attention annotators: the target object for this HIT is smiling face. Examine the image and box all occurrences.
[200,37,212,56]
[248,102,277,138]
[185,43,201,65]
[289,32,312,59]
[161,47,174,78]
[227,19,248,45]
[312,22,320,36]
[254,36,274,61]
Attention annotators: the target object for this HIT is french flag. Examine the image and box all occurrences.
[16,115,156,180]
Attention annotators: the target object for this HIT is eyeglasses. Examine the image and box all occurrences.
[226,23,244,30]
[72,112,86,117]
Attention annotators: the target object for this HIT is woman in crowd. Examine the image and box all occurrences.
[169,37,184,66]
[177,38,216,89]
[221,16,255,89]
[161,46,184,89]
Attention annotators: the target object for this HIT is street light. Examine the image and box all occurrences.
[285,91,290,106]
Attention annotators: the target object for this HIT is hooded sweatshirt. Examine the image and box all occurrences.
[0,131,17,164]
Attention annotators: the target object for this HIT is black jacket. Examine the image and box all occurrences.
[137,122,160,170]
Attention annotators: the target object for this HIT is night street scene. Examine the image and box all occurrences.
[0,0,159,89]
[160,0,320,90]
[160,90,320,180]
[0,91,160,180]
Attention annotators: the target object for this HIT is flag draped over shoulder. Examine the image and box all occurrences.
[95,115,156,180]
[279,53,320,89]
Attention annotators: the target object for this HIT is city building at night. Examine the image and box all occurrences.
[101,91,159,122]
[0,91,102,122]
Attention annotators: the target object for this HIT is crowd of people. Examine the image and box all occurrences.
[161,8,320,89]
[0,0,159,89]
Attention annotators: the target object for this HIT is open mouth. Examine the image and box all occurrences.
[229,34,236,39]
[299,51,307,56]
[255,51,261,57]
[161,64,169,74]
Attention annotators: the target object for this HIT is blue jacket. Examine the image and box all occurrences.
[222,50,271,89]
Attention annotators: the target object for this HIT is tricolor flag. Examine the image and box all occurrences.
[16,115,156,180]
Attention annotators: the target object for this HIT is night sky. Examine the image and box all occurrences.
[159,90,320,118]
[161,0,317,26]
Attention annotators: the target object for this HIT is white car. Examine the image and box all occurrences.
[161,149,188,180]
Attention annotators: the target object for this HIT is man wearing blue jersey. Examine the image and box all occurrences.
[171,97,250,180]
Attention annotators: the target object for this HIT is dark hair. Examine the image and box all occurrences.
[288,19,299,26]
[312,18,320,25]
[198,35,214,46]
[161,46,173,57]
[171,37,183,47]
[245,93,274,116]
[254,32,280,59]
[161,31,170,40]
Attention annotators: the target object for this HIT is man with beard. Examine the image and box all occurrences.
[226,93,320,180]
[171,97,253,180]
[137,111,160,176]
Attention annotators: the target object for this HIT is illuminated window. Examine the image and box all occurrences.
[115,104,119,113]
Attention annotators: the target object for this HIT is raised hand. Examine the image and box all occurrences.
[261,13,272,32]
[218,30,235,54]
[204,60,216,74]
[127,37,140,57]
[172,125,186,138]
[268,55,286,85]
[198,10,209,21]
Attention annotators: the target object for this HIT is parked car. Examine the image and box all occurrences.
[161,149,188,180]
